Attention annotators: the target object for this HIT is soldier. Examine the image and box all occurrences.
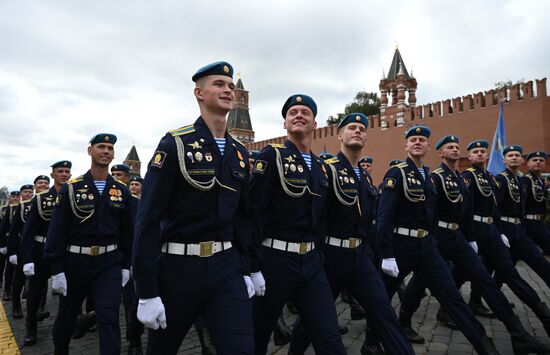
[250,94,346,355]
[319,152,335,161]
[376,126,500,354]
[359,156,373,175]
[0,191,21,300]
[44,133,133,355]
[462,141,550,337]
[520,151,550,255]
[288,113,414,355]
[7,182,41,319]
[20,161,72,345]
[398,136,547,354]
[111,164,131,183]
[132,61,255,354]
[129,176,143,198]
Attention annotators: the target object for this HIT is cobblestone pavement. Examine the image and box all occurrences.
[2,260,550,354]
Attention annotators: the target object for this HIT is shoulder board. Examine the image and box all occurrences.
[68,175,84,184]
[466,167,476,172]
[113,178,127,186]
[229,134,247,148]
[395,162,408,169]
[433,167,444,175]
[323,157,339,165]
[269,143,286,149]
[169,124,195,137]
[36,190,50,196]
[499,172,508,177]
[21,199,32,204]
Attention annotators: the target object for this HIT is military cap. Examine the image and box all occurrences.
[90,133,117,145]
[9,191,20,197]
[51,160,72,169]
[319,153,335,161]
[466,140,489,151]
[20,184,33,192]
[503,145,523,156]
[192,61,233,82]
[389,159,403,167]
[34,175,50,184]
[249,150,260,159]
[404,125,431,139]
[130,176,144,184]
[111,164,130,173]
[338,113,369,130]
[435,135,460,150]
[359,156,373,164]
[526,151,547,161]
[281,94,317,118]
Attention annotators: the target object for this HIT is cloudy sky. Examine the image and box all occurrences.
[1,0,549,191]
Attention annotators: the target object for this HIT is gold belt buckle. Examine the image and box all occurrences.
[417,229,427,238]
[299,242,308,254]
[487,217,493,224]
[199,241,214,257]
[514,217,521,224]
[451,223,459,231]
[90,246,100,256]
[348,238,358,248]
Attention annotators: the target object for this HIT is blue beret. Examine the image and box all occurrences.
[111,164,130,173]
[319,153,335,161]
[503,145,523,155]
[249,150,260,159]
[34,175,50,184]
[130,176,144,184]
[9,191,20,197]
[281,94,317,118]
[435,135,460,150]
[192,61,233,82]
[389,159,403,167]
[359,156,373,164]
[338,113,369,130]
[466,140,489,151]
[526,151,547,161]
[405,125,431,139]
[90,133,117,145]
[51,160,72,169]
[20,184,33,192]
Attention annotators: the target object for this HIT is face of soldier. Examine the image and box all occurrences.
[338,123,367,150]
[130,181,142,196]
[195,75,235,115]
[284,105,317,136]
[51,167,72,185]
[88,143,114,168]
[527,157,546,173]
[468,148,488,165]
[504,151,523,169]
[112,171,130,185]
[34,179,50,193]
[9,195,19,204]
[360,161,372,174]
[405,135,430,158]
[20,189,33,201]
[438,143,460,162]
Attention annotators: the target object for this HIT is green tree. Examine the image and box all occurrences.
[326,91,381,125]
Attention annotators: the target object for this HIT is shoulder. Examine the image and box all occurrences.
[229,134,248,150]
[432,167,444,175]
[323,157,339,165]
[68,175,84,185]
[168,124,195,137]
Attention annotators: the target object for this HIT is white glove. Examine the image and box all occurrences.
[500,234,510,248]
[381,258,400,278]
[243,276,255,298]
[52,272,67,296]
[469,241,479,254]
[0,247,6,255]
[250,272,266,297]
[137,297,167,330]
[121,269,130,287]
[8,254,17,265]
[23,262,35,276]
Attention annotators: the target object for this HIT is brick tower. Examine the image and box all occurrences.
[227,76,254,143]
[123,145,141,178]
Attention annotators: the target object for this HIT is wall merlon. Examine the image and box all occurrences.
[536,78,547,97]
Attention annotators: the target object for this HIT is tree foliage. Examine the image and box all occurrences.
[326,91,381,125]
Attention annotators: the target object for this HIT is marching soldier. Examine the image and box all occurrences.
[44,133,133,355]
[132,61,255,354]
[319,152,335,161]
[0,191,20,298]
[359,156,373,175]
[520,151,550,255]
[250,94,346,355]
[288,113,414,355]
[20,161,72,345]
[129,176,143,198]
[376,126,500,354]
[111,164,131,183]
[398,136,547,354]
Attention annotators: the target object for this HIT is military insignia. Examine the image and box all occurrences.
[240,161,246,168]
[339,176,344,184]
[105,136,110,142]
[109,186,123,201]
[416,128,421,133]
[88,194,94,200]
[476,142,481,147]
[188,141,202,149]
[205,152,213,162]
[344,177,349,183]
[284,156,295,163]
[253,160,267,174]
[237,151,243,161]
[322,165,327,175]
[151,151,167,168]
[195,151,203,162]
[296,96,302,102]
[355,115,361,121]
[81,194,87,200]
[350,177,355,184]
[284,163,289,174]
[290,164,297,172]
[223,65,229,73]
[55,195,60,206]
[385,177,396,188]
[187,152,194,162]
[297,165,304,173]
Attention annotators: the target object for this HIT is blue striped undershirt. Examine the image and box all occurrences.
[94,181,106,194]
[301,153,312,170]
[418,168,426,180]
[215,138,225,156]
[353,167,361,179]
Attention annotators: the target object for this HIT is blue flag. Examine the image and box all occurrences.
[487,101,506,175]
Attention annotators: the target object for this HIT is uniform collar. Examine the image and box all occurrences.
[439,162,458,177]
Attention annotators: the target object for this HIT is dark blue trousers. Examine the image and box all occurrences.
[122,276,143,344]
[401,228,514,322]
[382,234,486,345]
[289,244,414,354]
[524,220,550,256]
[53,251,122,355]
[146,248,253,355]
[253,247,345,355]
[26,243,50,331]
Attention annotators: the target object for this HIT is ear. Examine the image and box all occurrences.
[283,117,288,130]
[313,120,317,130]
[87,146,92,156]
[194,87,203,102]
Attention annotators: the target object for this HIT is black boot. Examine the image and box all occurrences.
[273,315,292,346]
[361,326,385,355]
[397,280,407,304]
[534,302,550,338]
[72,311,96,339]
[350,298,366,320]
[24,317,37,346]
[195,322,216,355]
[503,314,550,355]
[398,310,425,344]
[2,290,11,301]
[127,340,143,355]
[12,301,23,319]
[287,302,299,315]
[339,324,349,335]
[341,289,353,304]
[473,335,501,355]
[469,289,495,318]
[36,306,50,322]
[436,307,459,330]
